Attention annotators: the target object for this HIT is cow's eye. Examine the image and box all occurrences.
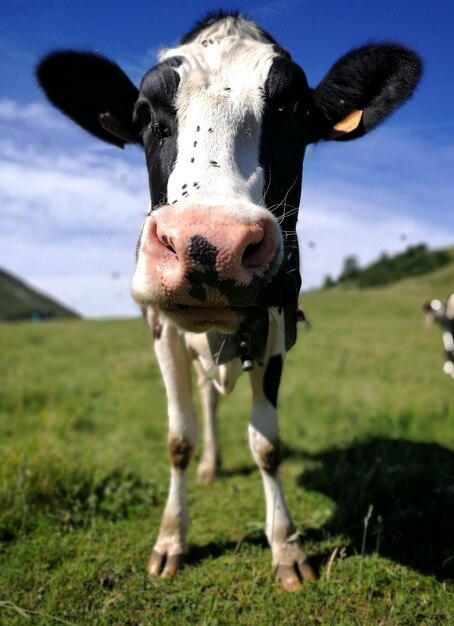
[151,122,171,139]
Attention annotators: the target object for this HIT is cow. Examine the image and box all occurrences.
[424,295,454,378]
[36,11,422,590]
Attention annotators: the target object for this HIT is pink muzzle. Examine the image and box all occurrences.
[133,204,282,308]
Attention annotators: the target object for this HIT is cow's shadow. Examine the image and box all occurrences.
[289,437,454,581]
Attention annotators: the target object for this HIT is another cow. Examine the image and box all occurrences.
[37,11,422,590]
[424,295,454,378]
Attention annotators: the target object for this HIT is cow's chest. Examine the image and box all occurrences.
[184,331,244,395]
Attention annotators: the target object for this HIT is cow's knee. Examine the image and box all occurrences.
[249,426,282,475]
[258,437,283,474]
[168,435,194,471]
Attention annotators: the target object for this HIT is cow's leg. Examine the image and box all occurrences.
[194,363,221,484]
[147,322,198,578]
[442,332,454,376]
[247,322,316,591]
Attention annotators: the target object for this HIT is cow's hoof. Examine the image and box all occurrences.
[277,560,317,591]
[274,534,317,591]
[196,461,217,484]
[147,550,185,578]
[196,456,221,484]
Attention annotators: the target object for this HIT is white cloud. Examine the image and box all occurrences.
[298,201,452,289]
[0,99,148,317]
[0,99,67,126]
[298,127,454,287]
[1,98,453,318]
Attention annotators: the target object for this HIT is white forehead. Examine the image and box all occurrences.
[159,17,279,206]
[160,24,277,104]
[159,15,274,62]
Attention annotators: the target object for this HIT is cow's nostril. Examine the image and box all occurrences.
[242,241,263,268]
[160,234,178,257]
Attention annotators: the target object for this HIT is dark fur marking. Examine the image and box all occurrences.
[36,51,141,149]
[168,436,193,470]
[259,56,309,346]
[135,57,183,206]
[260,438,283,474]
[185,237,271,305]
[189,235,218,267]
[263,354,282,408]
[313,44,423,141]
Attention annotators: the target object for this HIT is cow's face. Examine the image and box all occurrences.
[36,13,422,333]
[131,27,310,332]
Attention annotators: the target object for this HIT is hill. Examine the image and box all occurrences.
[0,267,80,321]
[324,243,453,289]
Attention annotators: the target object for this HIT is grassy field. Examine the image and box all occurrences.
[1,258,454,625]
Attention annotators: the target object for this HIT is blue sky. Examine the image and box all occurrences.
[1,0,453,317]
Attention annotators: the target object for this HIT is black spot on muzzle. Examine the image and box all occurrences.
[189,235,218,268]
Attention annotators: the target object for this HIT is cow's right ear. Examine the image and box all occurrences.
[36,50,141,148]
[307,43,422,144]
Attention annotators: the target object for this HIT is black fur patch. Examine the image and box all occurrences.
[186,235,261,305]
[312,43,423,141]
[36,51,140,148]
[135,57,183,206]
[258,56,311,344]
[263,354,283,408]
[189,235,218,267]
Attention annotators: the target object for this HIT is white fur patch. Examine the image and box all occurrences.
[447,293,454,320]
[443,331,454,352]
[160,18,278,208]
[430,299,442,311]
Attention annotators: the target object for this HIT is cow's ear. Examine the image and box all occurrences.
[308,44,422,143]
[36,50,141,148]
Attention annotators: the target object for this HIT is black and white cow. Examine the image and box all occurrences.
[424,295,454,378]
[37,11,422,590]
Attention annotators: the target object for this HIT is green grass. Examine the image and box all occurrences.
[1,259,454,625]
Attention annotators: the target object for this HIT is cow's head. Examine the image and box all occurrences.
[37,12,422,335]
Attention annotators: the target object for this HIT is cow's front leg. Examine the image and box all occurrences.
[248,356,316,591]
[147,322,198,578]
[194,362,221,484]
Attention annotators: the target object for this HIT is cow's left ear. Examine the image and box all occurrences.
[36,50,141,148]
[308,44,423,143]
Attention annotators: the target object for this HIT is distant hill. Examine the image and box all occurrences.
[0,268,80,321]
[323,244,453,289]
